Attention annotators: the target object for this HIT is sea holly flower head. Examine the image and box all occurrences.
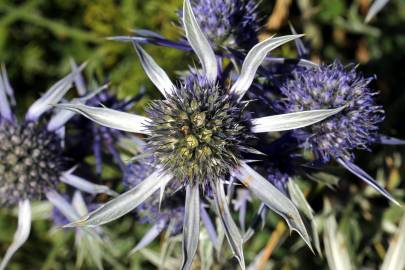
[278,61,384,163]
[57,1,345,268]
[146,78,252,187]
[276,61,402,205]
[0,121,63,206]
[0,63,117,270]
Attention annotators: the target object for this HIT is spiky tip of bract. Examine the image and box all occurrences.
[146,78,251,187]
[278,61,384,163]
[0,122,64,206]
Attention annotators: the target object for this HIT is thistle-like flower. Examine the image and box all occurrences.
[181,0,260,50]
[277,61,399,204]
[58,1,345,268]
[0,64,115,270]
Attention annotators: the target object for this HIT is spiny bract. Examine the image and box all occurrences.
[124,160,185,235]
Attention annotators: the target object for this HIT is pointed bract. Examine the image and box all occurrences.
[251,106,346,133]
[213,180,245,270]
[232,162,312,250]
[0,68,13,121]
[133,42,175,98]
[337,158,400,205]
[47,191,80,221]
[231,35,304,99]
[381,213,405,270]
[365,0,390,23]
[47,84,109,131]
[25,63,85,121]
[183,0,218,82]
[56,103,151,134]
[64,171,172,227]
[0,200,31,270]
[61,170,118,197]
[323,213,353,270]
[129,219,166,254]
[181,184,200,270]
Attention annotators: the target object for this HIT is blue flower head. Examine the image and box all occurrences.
[0,63,118,269]
[58,1,348,267]
[278,61,385,163]
[182,0,260,50]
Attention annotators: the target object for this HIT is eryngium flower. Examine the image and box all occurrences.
[0,64,115,270]
[0,121,63,206]
[58,1,344,268]
[277,61,400,205]
[184,0,260,50]
[278,61,384,163]
[147,80,252,186]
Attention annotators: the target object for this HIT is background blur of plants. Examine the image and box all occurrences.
[0,0,404,269]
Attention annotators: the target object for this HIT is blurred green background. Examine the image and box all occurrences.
[0,0,404,269]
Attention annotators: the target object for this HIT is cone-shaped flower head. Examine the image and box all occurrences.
[278,61,384,163]
[146,77,252,186]
[0,121,63,206]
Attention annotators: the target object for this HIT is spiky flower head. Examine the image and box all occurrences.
[278,61,384,163]
[0,121,63,206]
[146,78,251,187]
[58,1,346,267]
[181,0,260,50]
[124,160,185,235]
[0,63,120,270]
